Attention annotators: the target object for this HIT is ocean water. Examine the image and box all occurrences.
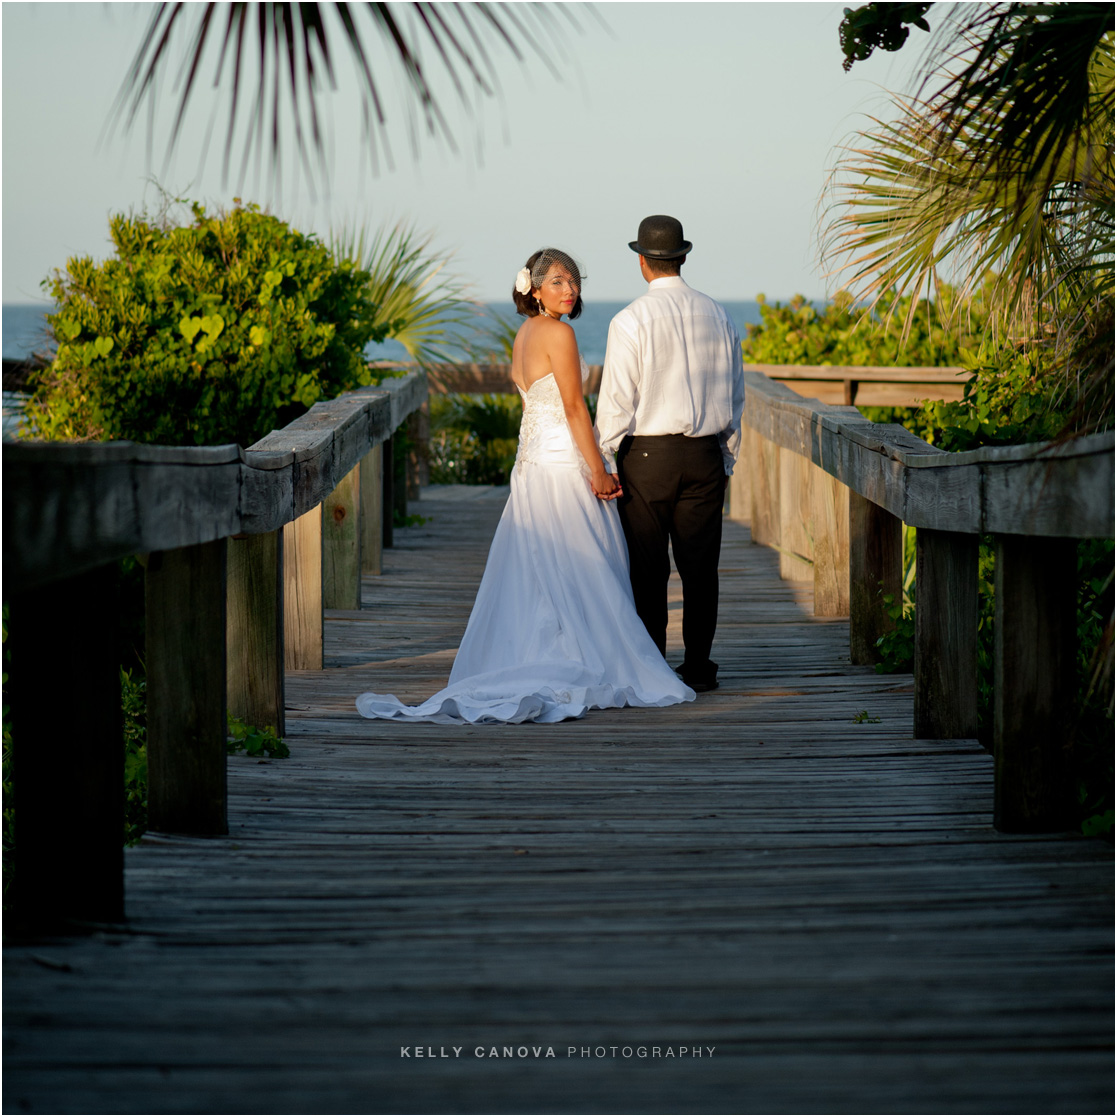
[3,303,55,361]
[3,299,763,367]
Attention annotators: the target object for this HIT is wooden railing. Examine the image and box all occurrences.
[3,371,427,926]
[728,365,1114,832]
[379,359,972,408]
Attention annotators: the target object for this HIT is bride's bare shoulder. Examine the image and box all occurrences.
[537,316,576,348]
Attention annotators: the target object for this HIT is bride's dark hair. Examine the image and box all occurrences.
[512,248,584,320]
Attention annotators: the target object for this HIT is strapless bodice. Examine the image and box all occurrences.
[515,359,590,471]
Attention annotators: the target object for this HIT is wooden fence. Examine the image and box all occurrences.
[728,365,1114,833]
[382,359,972,408]
[2,372,427,927]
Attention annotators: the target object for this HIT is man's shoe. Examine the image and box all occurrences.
[675,665,719,692]
[687,677,719,693]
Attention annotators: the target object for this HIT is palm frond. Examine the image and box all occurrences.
[106,2,592,194]
[921,4,1114,210]
[331,220,481,368]
[823,96,1078,338]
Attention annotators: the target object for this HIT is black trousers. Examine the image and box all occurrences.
[616,434,725,680]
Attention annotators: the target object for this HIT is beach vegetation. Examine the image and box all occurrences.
[824,2,1114,438]
[741,282,993,368]
[330,220,481,368]
[27,195,388,447]
[429,394,522,485]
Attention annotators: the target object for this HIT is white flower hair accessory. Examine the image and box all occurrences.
[514,267,532,295]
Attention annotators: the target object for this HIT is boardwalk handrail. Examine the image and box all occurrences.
[3,371,427,928]
[731,364,1114,833]
[3,371,426,589]
[377,359,974,407]
[740,366,1114,536]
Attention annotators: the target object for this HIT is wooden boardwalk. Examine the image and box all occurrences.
[4,488,1113,1115]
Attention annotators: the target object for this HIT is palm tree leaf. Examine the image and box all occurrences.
[332,220,484,368]
[921,3,1115,215]
[107,1,592,191]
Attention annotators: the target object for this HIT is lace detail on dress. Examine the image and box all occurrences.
[515,373,567,467]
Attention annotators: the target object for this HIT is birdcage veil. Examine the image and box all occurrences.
[513,247,586,318]
[527,247,585,289]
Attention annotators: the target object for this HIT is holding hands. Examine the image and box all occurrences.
[591,469,622,502]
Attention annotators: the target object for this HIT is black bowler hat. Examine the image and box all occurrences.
[628,214,692,259]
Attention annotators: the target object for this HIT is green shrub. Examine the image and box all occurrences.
[742,285,991,367]
[28,198,390,447]
[227,716,289,759]
[429,393,522,484]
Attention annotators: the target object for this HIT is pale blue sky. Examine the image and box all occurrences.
[2,1,918,305]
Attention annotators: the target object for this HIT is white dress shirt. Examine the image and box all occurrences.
[594,276,745,474]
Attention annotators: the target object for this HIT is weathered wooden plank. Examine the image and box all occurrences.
[297,396,372,478]
[407,403,430,497]
[746,362,969,384]
[227,530,285,736]
[778,446,812,581]
[981,450,1115,539]
[7,565,124,926]
[848,490,902,665]
[382,370,429,430]
[913,529,978,739]
[741,369,1113,538]
[726,425,752,523]
[145,540,228,835]
[322,464,362,611]
[393,428,409,522]
[283,506,323,671]
[779,381,969,407]
[382,433,396,549]
[360,444,384,576]
[748,431,779,546]
[994,535,1079,832]
[811,465,850,617]
[1,448,242,591]
[240,448,296,534]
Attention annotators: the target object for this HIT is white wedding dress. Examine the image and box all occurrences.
[355,361,695,724]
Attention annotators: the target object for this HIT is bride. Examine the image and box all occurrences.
[356,248,694,724]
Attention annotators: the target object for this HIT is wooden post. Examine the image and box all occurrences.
[283,506,323,670]
[727,427,752,523]
[748,432,779,547]
[382,433,395,550]
[407,403,429,498]
[812,467,850,617]
[994,535,1078,832]
[322,463,361,611]
[393,429,409,523]
[778,447,812,581]
[146,540,228,835]
[360,443,384,576]
[848,491,903,665]
[9,565,124,926]
[913,529,978,739]
[226,530,285,736]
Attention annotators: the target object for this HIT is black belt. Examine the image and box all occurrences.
[624,434,720,446]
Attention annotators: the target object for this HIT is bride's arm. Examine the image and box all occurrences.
[547,323,619,499]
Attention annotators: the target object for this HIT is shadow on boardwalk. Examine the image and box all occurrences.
[4,488,1113,1115]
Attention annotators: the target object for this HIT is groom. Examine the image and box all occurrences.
[595,215,745,692]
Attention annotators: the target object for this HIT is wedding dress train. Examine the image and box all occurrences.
[355,366,694,724]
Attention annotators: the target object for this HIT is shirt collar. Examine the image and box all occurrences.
[648,276,687,291]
